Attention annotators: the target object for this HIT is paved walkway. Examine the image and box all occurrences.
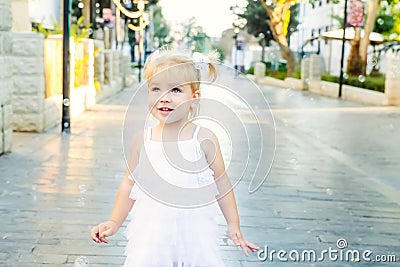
[1,71,399,266]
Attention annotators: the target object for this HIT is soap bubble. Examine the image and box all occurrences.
[377,18,384,25]
[77,197,85,207]
[367,57,378,67]
[326,188,333,195]
[79,184,87,194]
[358,75,365,83]
[343,73,349,79]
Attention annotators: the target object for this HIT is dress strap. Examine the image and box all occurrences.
[193,124,201,140]
[146,127,152,141]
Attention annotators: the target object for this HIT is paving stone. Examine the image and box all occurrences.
[0,73,399,265]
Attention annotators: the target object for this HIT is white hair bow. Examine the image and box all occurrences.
[192,52,210,71]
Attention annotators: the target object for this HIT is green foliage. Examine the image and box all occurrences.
[71,16,92,41]
[241,1,299,43]
[374,14,395,34]
[321,73,385,93]
[32,19,62,38]
[183,18,210,52]
[374,0,400,41]
[331,14,344,29]
[32,16,90,40]
[292,67,301,79]
[241,1,272,43]
[153,5,171,47]
[211,45,226,62]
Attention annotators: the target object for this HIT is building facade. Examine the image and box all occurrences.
[291,0,347,76]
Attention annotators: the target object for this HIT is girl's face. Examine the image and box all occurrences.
[148,72,200,125]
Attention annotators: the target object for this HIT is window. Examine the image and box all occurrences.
[325,26,329,44]
[311,29,315,45]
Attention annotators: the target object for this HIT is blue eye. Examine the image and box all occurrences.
[151,87,161,92]
[171,87,182,93]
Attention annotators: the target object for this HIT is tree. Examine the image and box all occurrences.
[240,1,273,61]
[347,0,380,76]
[374,0,400,40]
[183,17,210,52]
[347,0,400,75]
[258,0,299,77]
[152,5,171,47]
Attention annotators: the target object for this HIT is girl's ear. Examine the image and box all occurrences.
[193,90,201,99]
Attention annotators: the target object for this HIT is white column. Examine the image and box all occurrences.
[385,59,400,106]
[0,0,13,153]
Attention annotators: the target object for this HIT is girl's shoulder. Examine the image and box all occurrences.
[196,125,218,142]
[196,125,220,156]
[129,130,147,153]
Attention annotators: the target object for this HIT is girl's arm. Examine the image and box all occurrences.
[199,128,260,256]
[90,132,143,243]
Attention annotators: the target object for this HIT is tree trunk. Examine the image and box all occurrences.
[261,0,296,77]
[347,28,363,76]
[279,43,296,77]
[359,0,380,75]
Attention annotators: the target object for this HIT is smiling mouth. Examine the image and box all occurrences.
[158,107,174,112]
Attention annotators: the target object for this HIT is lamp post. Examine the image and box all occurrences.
[62,0,71,133]
[113,0,149,82]
[338,0,349,98]
[233,27,240,72]
[231,4,247,75]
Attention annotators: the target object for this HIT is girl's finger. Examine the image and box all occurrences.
[246,241,260,251]
[90,227,100,243]
[236,235,249,257]
[97,224,110,243]
[240,243,249,257]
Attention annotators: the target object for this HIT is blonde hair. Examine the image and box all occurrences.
[143,50,219,93]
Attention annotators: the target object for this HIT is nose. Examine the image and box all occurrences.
[159,91,171,103]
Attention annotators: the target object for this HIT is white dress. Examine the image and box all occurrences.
[124,125,226,267]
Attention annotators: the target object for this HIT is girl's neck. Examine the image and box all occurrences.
[152,121,194,141]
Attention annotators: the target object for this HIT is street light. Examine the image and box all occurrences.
[62,0,71,133]
[232,16,247,74]
[338,0,349,98]
[112,0,149,82]
[233,27,240,72]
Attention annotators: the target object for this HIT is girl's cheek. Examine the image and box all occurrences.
[147,96,157,106]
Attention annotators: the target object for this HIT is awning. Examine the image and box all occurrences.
[321,28,384,44]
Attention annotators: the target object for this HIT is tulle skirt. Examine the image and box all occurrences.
[123,185,226,267]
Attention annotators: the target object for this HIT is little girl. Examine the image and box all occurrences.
[90,49,259,266]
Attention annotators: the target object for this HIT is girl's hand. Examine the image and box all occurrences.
[228,223,260,257]
[90,220,119,244]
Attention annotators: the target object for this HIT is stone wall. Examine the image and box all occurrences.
[10,32,46,132]
[0,0,13,154]
[96,50,124,101]
[34,37,132,132]
[385,58,400,106]
[308,55,323,94]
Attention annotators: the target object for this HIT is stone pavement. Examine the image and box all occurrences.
[1,71,399,267]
